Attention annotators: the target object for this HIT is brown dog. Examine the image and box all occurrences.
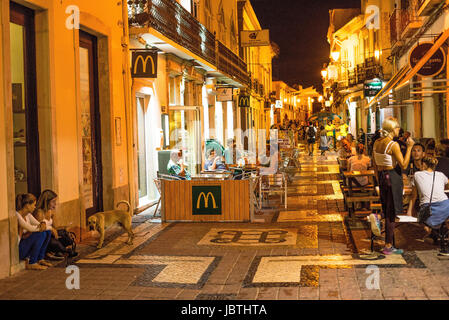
[87,201,134,248]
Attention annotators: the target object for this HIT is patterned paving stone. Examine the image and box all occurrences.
[197,228,298,246]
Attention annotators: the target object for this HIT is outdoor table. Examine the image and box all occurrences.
[343,170,379,218]
[192,172,232,180]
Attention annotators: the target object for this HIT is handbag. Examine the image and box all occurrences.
[57,229,77,253]
[418,171,435,224]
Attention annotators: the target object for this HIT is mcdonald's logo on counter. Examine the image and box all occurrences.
[131,50,158,78]
[238,94,250,108]
[192,186,222,215]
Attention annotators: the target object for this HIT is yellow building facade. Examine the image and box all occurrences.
[1,0,133,278]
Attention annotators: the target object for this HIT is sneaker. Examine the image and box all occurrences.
[382,247,403,255]
[369,214,382,237]
[26,263,47,270]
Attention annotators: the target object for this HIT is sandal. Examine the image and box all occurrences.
[26,263,47,270]
[38,260,53,267]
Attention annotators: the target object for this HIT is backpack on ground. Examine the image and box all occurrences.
[57,229,77,254]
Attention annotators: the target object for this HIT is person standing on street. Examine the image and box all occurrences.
[325,120,335,150]
[339,119,349,140]
[371,117,414,255]
[319,126,329,156]
[306,122,317,156]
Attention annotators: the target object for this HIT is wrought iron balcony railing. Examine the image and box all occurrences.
[389,9,422,46]
[216,40,249,86]
[347,57,382,87]
[129,0,249,87]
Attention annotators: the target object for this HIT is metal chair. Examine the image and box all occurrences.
[260,173,287,209]
[153,172,183,217]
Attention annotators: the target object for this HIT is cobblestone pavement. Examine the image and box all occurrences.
[1,145,449,300]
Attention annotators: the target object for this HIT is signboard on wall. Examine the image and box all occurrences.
[409,42,446,77]
[238,94,250,108]
[364,78,383,97]
[131,50,158,78]
[217,87,234,101]
[241,30,270,47]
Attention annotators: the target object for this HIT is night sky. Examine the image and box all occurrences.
[251,0,361,93]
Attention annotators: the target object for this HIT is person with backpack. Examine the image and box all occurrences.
[306,122,317,156]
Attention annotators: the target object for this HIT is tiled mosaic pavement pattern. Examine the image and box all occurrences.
[1,145,449,300]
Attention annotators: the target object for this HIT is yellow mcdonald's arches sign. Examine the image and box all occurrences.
[196,192,217,209]
[192,186,222,215]
[239,95,250,108]
[131,51,158,78]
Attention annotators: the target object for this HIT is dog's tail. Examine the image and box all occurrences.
[116,201,131,216]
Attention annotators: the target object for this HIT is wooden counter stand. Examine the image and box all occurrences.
[160,179,252,222]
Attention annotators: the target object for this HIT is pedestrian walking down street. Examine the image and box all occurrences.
[306,122,317,156]
[319,126,329,155]
[371,117,414,255]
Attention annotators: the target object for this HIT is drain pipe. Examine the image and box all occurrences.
[121,1,136,213]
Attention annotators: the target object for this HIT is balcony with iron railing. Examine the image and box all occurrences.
[128,0,249,87]
[347,57,383,87]
[389,8,423,49]
[216,40,250,87]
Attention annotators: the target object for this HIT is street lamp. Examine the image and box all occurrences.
[331,51,340,62]
[374,50,381,60]
[321,69,328,78]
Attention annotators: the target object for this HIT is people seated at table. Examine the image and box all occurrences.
[370,117,414,255]
[259,143,279,176]
[347,144,371,187]
[435,144,449,179]
[440,139,449,156]
[167,149,191,180]
[357,128,365,146]
[204,149,226,171]
[16,193,53,270]
[410,156,449,250]
[403,143,425,180]
[224,138,235,165]
[337,138,354,159]
[425,138,436,157]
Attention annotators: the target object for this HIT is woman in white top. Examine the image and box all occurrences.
[370,117,414,255]
[35,190,78,259]
[412,156,449,233]
[16,193,52,270]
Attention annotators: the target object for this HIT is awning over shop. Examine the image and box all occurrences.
[394,83,410,104]
[367,27,449,110]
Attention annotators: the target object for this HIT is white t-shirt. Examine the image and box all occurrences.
[413,170,448,206]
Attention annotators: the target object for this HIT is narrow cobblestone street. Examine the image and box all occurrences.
[1,145,448,301]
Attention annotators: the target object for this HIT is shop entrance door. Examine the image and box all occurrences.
[169,107,201,175]
[79,31,103,218]
[10,2,41,197]
[135,95,159,207]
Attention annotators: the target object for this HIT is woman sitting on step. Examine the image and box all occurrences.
[16,194,52,270]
